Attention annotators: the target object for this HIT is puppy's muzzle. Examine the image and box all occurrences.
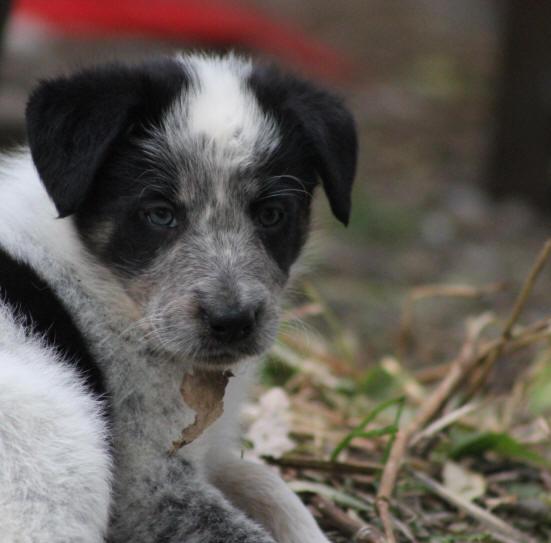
[202,303,261,344]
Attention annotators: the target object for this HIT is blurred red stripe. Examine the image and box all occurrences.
[14,0,352,79]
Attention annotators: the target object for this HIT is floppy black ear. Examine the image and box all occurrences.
[25,59,187,218]
[249,65,357,225]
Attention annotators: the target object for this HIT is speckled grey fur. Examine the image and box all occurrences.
[0,53,356,542]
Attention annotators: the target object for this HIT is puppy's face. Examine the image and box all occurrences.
[26,55,357,367]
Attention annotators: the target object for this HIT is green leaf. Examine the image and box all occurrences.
[260,356,297,387]
[360,365,396,398]
[381,394,405,465]
[528,353,551,414]
[450,431,547,467]
[330,396,404,461]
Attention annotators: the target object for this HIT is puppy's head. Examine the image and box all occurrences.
[26,54,357,367]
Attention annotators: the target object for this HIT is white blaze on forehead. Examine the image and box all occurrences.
[167,54,279,168]
[190,57,254,140]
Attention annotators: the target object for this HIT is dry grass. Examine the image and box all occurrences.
[253,239,551,543]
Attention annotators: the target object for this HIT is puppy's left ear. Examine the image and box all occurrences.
[250,66,358,225]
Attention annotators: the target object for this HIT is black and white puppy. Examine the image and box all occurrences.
[0,54,356,542]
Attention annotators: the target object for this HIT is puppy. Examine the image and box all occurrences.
[0,54,357,542]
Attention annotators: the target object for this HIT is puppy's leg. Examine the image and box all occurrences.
[0,344,111,542]
[109,454,277,543]
[208,456,331,543]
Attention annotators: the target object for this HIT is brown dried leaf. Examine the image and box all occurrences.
[171,369,233,452]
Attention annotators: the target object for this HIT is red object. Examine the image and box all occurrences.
[13,0,351,79]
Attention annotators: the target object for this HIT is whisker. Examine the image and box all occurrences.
[265,174,307,190]
[256,189,309,202]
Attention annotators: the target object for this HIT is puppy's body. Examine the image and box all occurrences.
[0,55,356,542]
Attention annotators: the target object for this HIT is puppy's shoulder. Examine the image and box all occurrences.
[0,209,105,397]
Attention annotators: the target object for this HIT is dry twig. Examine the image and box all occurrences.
[376,313,491,543]
[466,238,551,397]
[409,468,538,543]
[375,239,551,543]
[397,282,505,361]
[409,401,481,447]
[413,315,551,384]
[310,496,386,542]
[264,455,383,475]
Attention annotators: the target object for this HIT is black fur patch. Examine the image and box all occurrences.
[251,172,314,274]
[0,247,105,398]
[248,63,358,225]
[26,57,189,219]
[75,134,186,274]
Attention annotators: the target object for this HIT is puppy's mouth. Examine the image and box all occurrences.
[188,349,254,367]
[148,320,274,366]
[188,333,270,367]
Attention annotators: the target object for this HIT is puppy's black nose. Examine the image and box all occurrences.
[205,307,257,343]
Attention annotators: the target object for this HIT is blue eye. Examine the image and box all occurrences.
[142,204,177,228]
[257,204,285,228]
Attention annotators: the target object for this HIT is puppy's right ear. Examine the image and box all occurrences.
[25,60,186,218]
[26,65,138,218]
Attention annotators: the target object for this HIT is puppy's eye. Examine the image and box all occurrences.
[256,204,285,229]
[141,204,177,228]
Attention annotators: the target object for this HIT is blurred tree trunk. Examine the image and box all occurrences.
[488,0,551,208]
[0,0,10,59]
[0,1,9,36]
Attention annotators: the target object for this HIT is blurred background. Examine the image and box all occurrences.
[3,2,551,540]
[1,0,549,372]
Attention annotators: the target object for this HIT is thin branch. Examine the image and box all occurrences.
[466,238,551,397]
[310,496,387,543]
[376,313,491,543]
[409,468,538,543]
[263,455,383,475]
[396,282,504,361]
[409,401,481,447]
[504,239,551,338]
[413,315,551,384]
